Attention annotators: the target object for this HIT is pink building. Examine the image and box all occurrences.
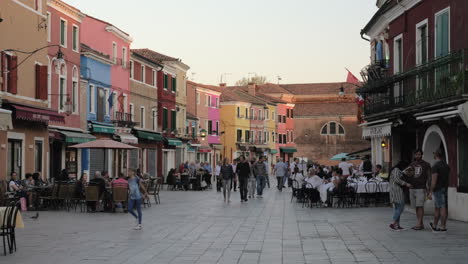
[276,103,296,162]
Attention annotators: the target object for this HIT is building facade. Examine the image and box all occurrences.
[360,0,468,221]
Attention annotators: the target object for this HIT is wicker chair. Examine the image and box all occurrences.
[85,186,99,212]
[111,187,128,212]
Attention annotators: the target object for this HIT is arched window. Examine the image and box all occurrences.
[320,122,345,136]
[59,63,67,111]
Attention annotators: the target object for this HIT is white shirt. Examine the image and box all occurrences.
[305,175,323,189]
[289,162,297,172]
[291,172,304,186]
[339,162,353,176]
[215,165,221,176]
[9,181,20,192]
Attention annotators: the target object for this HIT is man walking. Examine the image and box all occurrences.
[220,158,234,203]
[274,158,288,191]
[253,156,268,198]
[428,149,450,233]
[231,159,238,192]
[236,156,251,202]
[409,149,431,230]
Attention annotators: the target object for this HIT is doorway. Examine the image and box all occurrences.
[7,139,22,179]
[422,125,448,166]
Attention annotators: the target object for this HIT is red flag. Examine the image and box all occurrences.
[346,68,360,84]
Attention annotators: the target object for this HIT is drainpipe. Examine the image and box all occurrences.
[360,30,370,42]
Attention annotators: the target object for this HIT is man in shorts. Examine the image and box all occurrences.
[409,149,431,230]
[428,149,450,233]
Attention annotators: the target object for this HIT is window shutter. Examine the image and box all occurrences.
[172,78,176,92]
[7,55,18,94]
[35,65,48,100]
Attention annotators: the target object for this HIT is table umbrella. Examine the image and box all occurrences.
[68,139,138,149]
[330,153,360,161]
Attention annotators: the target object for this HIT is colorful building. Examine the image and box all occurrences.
[0,0,64,181]
[46,0,89,180]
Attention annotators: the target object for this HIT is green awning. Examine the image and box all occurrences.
[91,123,115,134]
[270,149,278,154]
[60,131,96,144]
[280,147,297,153]
[135,130,163,142]
[166,138,183,146]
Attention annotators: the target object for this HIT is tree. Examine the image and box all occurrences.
[235,75,267,86]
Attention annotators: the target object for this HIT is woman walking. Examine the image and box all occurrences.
[127,168,149,230]
[248,158,257,199]
[220,158,235,203]
[389,161,412,231]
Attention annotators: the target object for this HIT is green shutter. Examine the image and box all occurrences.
[163,108,168,130]
[171,110,176,131]
[60,20,65,45]
[436,11,449,57]
[164,74,168,89]
[173,78,177,92]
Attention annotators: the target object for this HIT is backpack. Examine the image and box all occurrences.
[363,160,372,172]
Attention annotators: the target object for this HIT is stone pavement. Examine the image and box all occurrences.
[3,186,468,264]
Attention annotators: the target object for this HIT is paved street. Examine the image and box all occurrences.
[3,185,468,264]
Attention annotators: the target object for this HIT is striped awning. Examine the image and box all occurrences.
[12,104,64,123]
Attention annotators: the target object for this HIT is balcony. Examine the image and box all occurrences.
[360,49,468,118]
[113,112,136,127]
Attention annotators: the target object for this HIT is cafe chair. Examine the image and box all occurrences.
[111,187,128,213]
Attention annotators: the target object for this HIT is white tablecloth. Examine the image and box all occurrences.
[348,182,389,193]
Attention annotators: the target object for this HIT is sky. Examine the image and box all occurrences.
[66,0,378,85]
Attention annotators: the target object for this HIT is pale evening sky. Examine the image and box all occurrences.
[66,0,378,85]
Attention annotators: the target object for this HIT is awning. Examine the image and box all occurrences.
[189,143,201,147]
[90,122,115,134]
[280,147,297,153]
[361,122,392,139]
[347,148,371,156]
[198,146,212,153]
[134,130,163,142]
[270,149,278,154]
[0,109,13,131]
[187,146,197,152]
[166,138,183,146]
[211,144,223,150]
[116,133,138,144]
[60,130,96,144]
[12,104,64,123]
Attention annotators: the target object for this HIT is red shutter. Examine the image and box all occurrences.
[35,65,48,100]
[7,55,18,94]
[168,75,172,90]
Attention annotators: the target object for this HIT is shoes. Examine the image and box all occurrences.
[397,226,406,231]
[411,225,424,231]
[257,195,262,198]
[134,224,142,230]
[248,195,251,198]
[389,223,399,231]
[241,200,244,203]
[244,199,248,202]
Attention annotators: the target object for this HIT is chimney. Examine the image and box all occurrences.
[248,82,256,96]
[219,83,226,88]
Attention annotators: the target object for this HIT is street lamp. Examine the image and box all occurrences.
[381,140,387,148]
[2,45,65,74]
[200,129,207,141]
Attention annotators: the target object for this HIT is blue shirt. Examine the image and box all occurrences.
[128,177,142,200]
[203,165,212,173]
[274,162,288,177]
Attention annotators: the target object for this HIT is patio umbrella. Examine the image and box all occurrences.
[330,153,351,161]
[68,139,138,149]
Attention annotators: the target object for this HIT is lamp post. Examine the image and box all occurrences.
[199,129,207,141]
[1,45,65,73]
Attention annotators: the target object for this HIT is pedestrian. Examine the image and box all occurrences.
[274,158,288,191]
[407,148,431,230]
[264,158,270,188]
[289,158,298,187]
[215,161,222,192]
[220,158,234,203]
[248,158,257,199]
[236,156,251,202]
[338,158,353,177]
[253,156,268,198]
[231,159,238,192]
[127,168,149,230]
[428,149,450,233]
[360,155,373,180]
[388,161,412,231]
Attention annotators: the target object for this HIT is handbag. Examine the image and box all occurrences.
[20,197,27,211]
[201,181,207,188]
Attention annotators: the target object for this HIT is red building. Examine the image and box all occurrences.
[360,0,468,221]
[47,0,87,179]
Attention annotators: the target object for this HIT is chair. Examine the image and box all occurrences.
[142,181,151,208]
[154,178,162,204]
[111,187,128,212]
[364,182,378,207]
[0,201,19,255]
[85,186,99,212]
[376,181,389,206]
[40,183,59,209]
[290,179,301,203]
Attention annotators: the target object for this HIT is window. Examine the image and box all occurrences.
[321,122,345,135]
[59,64,66,111]
[237,130,242,142]
[47,12,51,42]
[72,67,78,113]
[264,131,267,143]
[286,109,290,118]
[258,133,262,143]
[152,110,157,131]
[286,131,289,142]
[282,116,286,123]
[258,110,262,120]
[206,95,211,107]
[291,131,294,142]
[112,42,117,64]
[172,77,176,92]
[216,121,219,135]
[164,74,168,89]
[279,134,283,144]
[163,108,168,130]
[89,85,95,113]
[215,98,219,108]
[140,107,145,128]
[35,64,48,100]
[251,109,254,120]
[122,47,127,68]
[34,140,43,173]
[272,132,275,143]
[291,109,294,118]
[171,110,176,131]
[283,134,286,144]
[208,120,213,134]
[152,70,156,87]
[278,115,281,123]
[129,61,134,79]
[60,19,67,47]
[104,89,109,116]
[196,93,200,104]
[435,8,450,58]
[265,110,269,120]
[236,106,240,117]
[245,108,248,119]
[416,20,428,65]
[393,34,403,101]
[129,103,134,121]
[245,130,250,142]
[141,65,145,83]
[72,25,79,52]
[123,94,128,113]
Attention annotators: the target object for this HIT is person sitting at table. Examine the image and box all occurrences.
[9,172,28,201]
[102,171,111,188]
[304,169,323,189]
[317,168,343,206]
[112,173,129,188]
[76,173,88,199]
[22,173,35,208]
[89,171,106,212]
[59,169,70,182]
[292,167,305,187]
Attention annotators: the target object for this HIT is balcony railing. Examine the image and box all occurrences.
[113,111,136,127]
[360,49,468,117]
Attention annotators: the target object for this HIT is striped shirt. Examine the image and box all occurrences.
[389,168,408,204]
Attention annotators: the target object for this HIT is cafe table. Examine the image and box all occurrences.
[0,206,24,228]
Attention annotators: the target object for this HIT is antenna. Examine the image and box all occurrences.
[277,75,282,84]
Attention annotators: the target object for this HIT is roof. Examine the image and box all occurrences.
[80,43,110,60]
[186,112,198,120]
[220,88,266,105]
[131,49,179,63]
[257,83,292,94]
[187,81,222,93]
[361,0,396,35]
[294,102,358,116]
[86,15,130,37]
[279,82,357,95]
[229,85,286,104]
